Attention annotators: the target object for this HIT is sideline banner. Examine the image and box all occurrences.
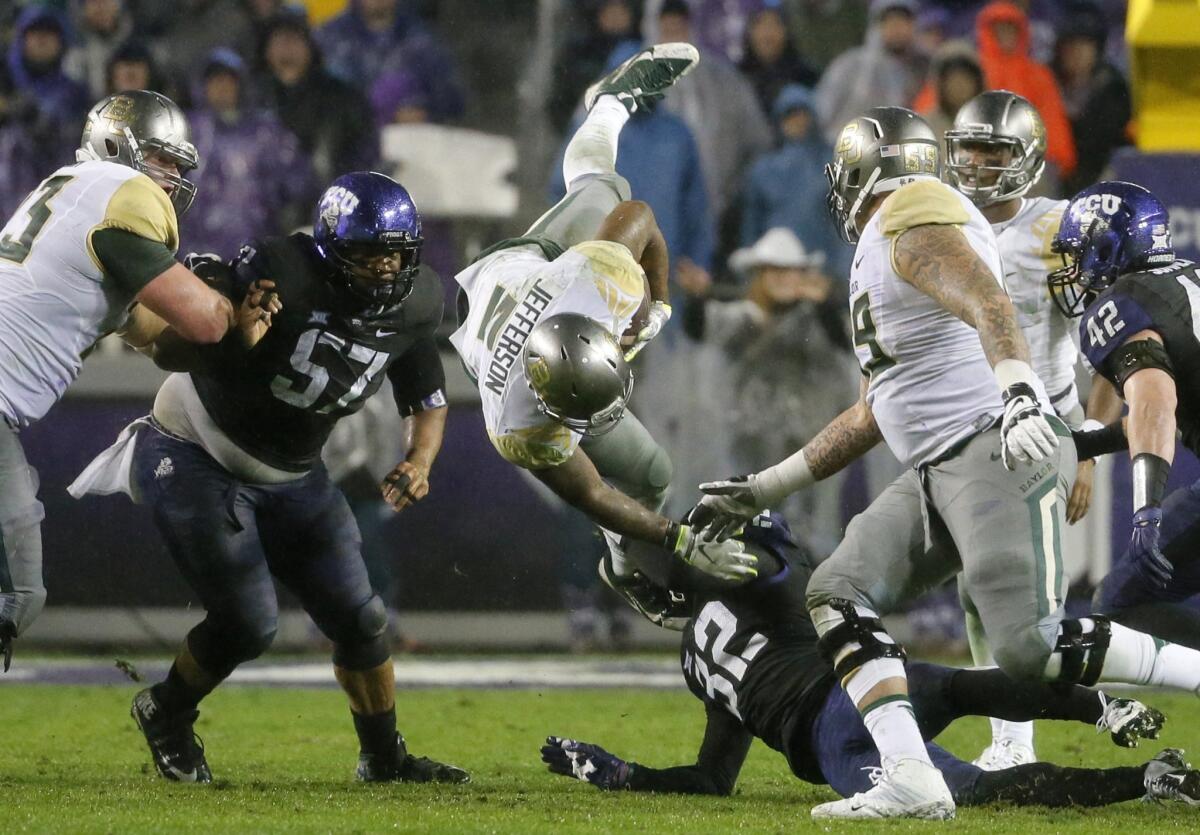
[1109,149,1200,262]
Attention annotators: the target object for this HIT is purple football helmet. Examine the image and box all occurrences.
[1049,181,1174,317]
[313,171,423,310]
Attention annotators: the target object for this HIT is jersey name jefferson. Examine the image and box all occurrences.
[451,240,644,469]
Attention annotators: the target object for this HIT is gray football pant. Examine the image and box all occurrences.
[807,422,1076,681]
[527,172,672,512]
[0,422,46,634]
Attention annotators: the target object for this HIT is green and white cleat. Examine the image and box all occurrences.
[584,42,700,114]
[1097,694,1165,748]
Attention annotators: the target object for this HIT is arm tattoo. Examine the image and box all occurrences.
[893,224,1030,367]
[804,396,883,480]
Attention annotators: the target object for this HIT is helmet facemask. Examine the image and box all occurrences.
[327,233,423,311]
[825,158,881,245]
[945,131,1042,207]
[126,129,199,215]
[1048,218,1113,318]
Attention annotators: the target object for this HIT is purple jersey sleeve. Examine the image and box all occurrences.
[1078,293,1155,377]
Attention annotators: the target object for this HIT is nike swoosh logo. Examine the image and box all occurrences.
[164,764,199,781]
[376,329,397,337]
[855,255,865,269]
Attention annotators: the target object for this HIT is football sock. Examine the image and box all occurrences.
[1093,621,1200,691]
[562,96,629,188]
[996,719,1034,749]
[861,696,932,769]
[152,645,221,714]
[352,707,399,759]
[945,667,1100,726]
[972,763,1145,807]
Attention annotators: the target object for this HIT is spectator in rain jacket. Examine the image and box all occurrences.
[183,48,313,260]
[7,6,89,132]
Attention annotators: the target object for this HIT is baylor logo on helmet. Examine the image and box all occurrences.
[104,95,135,124]
[835,123,863,165]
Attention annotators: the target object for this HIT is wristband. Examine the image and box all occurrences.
[994,358,1037,392]
[755,448,816,505]
[1132,452,1170,511]
[1071,422,1129,459]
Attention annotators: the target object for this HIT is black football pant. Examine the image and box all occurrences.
[134,427,388,682]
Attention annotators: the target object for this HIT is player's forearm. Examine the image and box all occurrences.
[137,262,235,344]
[795,398,883,482]
[1124,370,1177,465]
[640,222,670,304]
[141,326,218,371]
[406,406,447,471]
[624,763,732,795]
[532,449,671,545]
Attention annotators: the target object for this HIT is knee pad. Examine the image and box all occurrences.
[811,598,907,681]
[191,614,278,674]
[1048,616,1111,686]
[331,595,390,671]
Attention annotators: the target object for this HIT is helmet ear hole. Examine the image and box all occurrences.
[847,169,861,188]
[104,138,118,157]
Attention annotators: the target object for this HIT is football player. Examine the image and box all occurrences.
[540,514,1200,811]
[944,91,1124,769]
[71,172,466,785]
[0,90,260,669]
[694,107,1200,819]
[1052,182,1200,653]
[450,44,757,613]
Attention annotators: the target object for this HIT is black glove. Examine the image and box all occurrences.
[541,736,632,790]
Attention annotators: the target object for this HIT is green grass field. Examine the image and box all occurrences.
[4,674,1200,833]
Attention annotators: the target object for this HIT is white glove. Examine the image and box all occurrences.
[1000,382,1059,470]
[693,475,769,542]
[623,301,672,361]
[671,522,758,582]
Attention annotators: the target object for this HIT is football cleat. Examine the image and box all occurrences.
[584,42,699,114]
[811,758,955,820]
[972,739,1036,771]
[356,733,470,784]
[130,688,212,783]
[1144,748,1200,805]
[1097,694,1165,748]
[0,617,15,672]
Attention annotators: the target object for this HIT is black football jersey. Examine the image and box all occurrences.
[1079,259,1200,453]
[191,233,446,472]
[678,532,835,782]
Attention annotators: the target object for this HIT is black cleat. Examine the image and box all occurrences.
[356,733,470,784]
[1144,748,1200,806]
[0,618,15,672]
[131,688,213,783]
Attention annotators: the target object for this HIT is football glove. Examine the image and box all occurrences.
[999,382,1058,470]
[693,475,769,541]
[672,522,757,581]
[1130,506,1173,589]
[623,301,672,361]
[541,736,632,790]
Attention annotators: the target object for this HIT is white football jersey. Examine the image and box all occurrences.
[992,196,1080,424]
[0,160,178,426]
[848,178,1050,468]
[450,240,645,469]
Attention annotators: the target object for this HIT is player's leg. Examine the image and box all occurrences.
[958,579,1036,768]
[523,44,698,251]
[260,467,468,784]
[1095,479,1200,650]
[131,429,280,783]
[0,421,46,667]
[905,661,1164,748]
[580,408,672,513]
[931,426,1200,697]
[806,471,959,820]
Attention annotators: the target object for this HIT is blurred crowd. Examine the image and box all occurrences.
[0,0,1135,648]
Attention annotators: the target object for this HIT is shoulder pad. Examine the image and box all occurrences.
[878,180,970,237]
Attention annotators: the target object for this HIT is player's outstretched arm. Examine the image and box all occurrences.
[136,262,236,345]
[541,705,751,795]
[695,378,880,540]
[1067,376,1125,524]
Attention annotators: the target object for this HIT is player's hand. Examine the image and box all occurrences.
[236,279,281,349]
[694,475,768,541]
[0,618,14,673]
[1130,507,1173,588]
[623,300,672,361]
[672,523,757,582]
[540,736,631,790]
[1066,458,1095,524]
[999,382,1059,470]
[381,460,429,512]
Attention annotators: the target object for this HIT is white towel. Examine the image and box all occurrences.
[67,417,152,503]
